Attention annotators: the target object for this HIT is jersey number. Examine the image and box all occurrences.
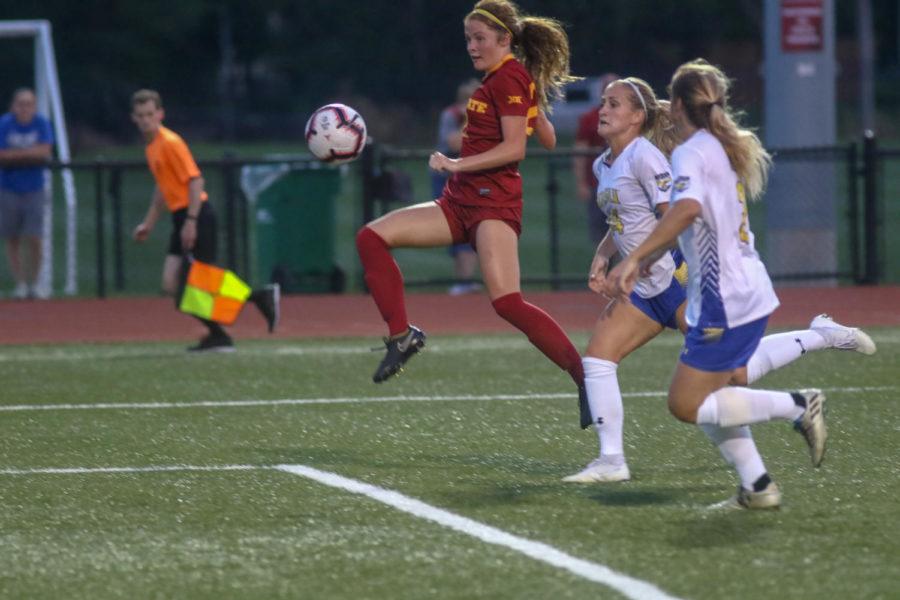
[736,182,749,244]
[597,189,624,234]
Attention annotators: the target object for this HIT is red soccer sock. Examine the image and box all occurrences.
[356,226,409,336]
[492,292,584,385]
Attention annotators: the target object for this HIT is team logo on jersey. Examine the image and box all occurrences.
[607,209,624,234]
[467,98,488,114]
[595,188,618,212]
[673,176,691,192]
[507,95,523,105]
[654,172,672,192]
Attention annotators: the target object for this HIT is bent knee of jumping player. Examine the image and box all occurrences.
[728,367,749,386]
[667,392,701,424]
[356,225,393,253]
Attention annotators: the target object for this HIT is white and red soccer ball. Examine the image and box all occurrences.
[305,103,367,164]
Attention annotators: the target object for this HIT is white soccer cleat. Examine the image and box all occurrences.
[810,314,877,355]
[708,482,782,510]
[793,389,827,468]
[562,458,631,483]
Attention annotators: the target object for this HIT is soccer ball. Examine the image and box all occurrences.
[305,103,367,164]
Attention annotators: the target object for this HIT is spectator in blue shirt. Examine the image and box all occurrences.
[0,88,54,299]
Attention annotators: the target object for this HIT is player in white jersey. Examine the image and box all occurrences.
[563,76,875,485]
[604,60,876,508]
[562,77,686,483]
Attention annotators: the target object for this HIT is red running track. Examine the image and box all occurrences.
[0,286,897,346]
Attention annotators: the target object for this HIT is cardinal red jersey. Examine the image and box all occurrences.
[444,55,537,208]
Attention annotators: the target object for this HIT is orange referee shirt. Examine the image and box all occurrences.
[145,126,207,212]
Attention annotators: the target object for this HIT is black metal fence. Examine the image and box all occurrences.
[31,135,891,298]
[363,136,886,289]
[45,156,326,298]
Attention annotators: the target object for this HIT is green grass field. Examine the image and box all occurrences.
[1,328,897,599]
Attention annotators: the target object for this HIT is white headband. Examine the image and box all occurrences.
[624,80,647,112]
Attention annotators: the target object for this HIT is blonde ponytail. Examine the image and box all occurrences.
[647,100,679,158]
[669,59,772,200]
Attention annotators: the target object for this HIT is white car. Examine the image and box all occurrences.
[548,76,604,136]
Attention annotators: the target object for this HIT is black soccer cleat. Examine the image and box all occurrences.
[253,283,281,333]
[578,384,593,429]
[372,325,426,383]
[187,332,235,353]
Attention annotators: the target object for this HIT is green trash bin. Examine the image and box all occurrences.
[241,158,345,293]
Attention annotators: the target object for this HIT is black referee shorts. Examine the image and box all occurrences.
[168,202,217,263]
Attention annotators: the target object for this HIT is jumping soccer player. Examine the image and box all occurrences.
[355,0,591,423]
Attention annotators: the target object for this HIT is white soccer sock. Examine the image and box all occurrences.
[746,330,828,384]
[695,386,804,427]
[582,357,624,458]
[700,424,767,491]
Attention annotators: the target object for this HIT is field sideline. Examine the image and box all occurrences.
[0,289,897,599]
[1,286,899,344]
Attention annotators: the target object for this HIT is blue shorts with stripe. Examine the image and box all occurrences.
[679,316,769,372]
[629,276,686,330]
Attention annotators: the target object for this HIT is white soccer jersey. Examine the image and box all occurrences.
[670,129,779,329]
[593,136,674,298]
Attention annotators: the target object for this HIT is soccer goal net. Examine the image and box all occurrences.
[0,20,77,296]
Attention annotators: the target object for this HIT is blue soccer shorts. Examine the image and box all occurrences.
[630,276,686,330]
[679,315,769,372]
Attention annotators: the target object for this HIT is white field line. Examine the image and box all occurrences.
[0,338,555,363]
[0,464,259,475]
[0,392,645,412]
[0,462,684,600]
[0,386,895,414]
[276,464,683,600]
[1,329,898,364]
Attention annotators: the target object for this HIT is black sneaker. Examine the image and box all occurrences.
[188,332,235,353]
[254,283,280,333]
[578,384,593,429]
[372,325,426,383]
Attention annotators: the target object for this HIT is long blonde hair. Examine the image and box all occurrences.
[466,0,580,111]
[668,59,771,201]
[612,77,679,157]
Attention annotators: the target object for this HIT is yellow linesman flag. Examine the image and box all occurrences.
[179,260,252,325]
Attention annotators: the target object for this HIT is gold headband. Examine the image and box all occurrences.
[472,8,512,36]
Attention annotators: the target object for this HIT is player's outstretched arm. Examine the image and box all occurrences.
[587,232,617,294]
[605,199,700,300]
[430,116,528,174]
[134,186,165,242]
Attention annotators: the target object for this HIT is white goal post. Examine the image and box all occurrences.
[0,20,77,296]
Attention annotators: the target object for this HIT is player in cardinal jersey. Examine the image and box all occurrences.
[604,60,876,509]
[355,0,591,423]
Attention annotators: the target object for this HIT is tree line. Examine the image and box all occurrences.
[0,0,894,146]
